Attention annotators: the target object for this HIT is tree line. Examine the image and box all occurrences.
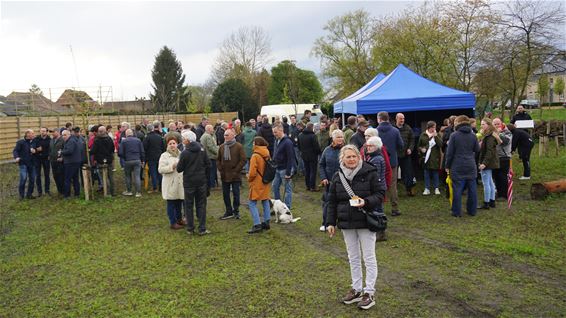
[150,0,565,120]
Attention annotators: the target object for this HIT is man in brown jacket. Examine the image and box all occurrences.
[218,128,247,219]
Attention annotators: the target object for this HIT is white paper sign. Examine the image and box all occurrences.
[515,120,534,129]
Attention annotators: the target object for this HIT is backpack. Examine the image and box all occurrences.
[253,152,277,184]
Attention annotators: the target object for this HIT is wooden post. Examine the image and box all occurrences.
[563,123,566,147]
[101,163,109,197]
[531,179,566,200]
[82,165,91,200]
[16,117,21,138]
[555,136,560,156]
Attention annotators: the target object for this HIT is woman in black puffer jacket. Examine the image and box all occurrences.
[326,145,386,310]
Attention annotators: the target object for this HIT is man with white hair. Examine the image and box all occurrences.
[201,124,219,189]
[177,130,211,235]
[60,129,82,198]
[13,129,37,199]
[118,128,145,197]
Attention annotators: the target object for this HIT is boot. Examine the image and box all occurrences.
[247,224,263,234]
[375,230,387,242]
[489,200,496,208]
[478,202,490,210]
[261,221,270,230]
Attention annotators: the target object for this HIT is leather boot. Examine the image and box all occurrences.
[478,202,490,210]
[489,200,496,208]
[247,224,263,234]
[261,221,270,230]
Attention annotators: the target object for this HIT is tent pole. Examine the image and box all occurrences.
[342,112,345,128]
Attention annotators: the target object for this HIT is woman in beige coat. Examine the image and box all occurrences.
[158,137,185,230]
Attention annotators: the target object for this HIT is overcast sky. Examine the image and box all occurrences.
[0,1,419,102]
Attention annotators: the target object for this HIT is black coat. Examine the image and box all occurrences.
[196,124,206,142]
[176,141,211,188]
[258,123,275,155]
[90,135,115,164]
[326,162,386,229]
[298,129,321,162]
[349,131,365,150]
[143,131,165,162]
[510,128,534,157]
[32,136,51,160]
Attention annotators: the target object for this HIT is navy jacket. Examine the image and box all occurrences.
[61,135,84,164]
[445,124,480,181]
[143,131,165,162]
[378,122,404,167]
[32,136,51,160]
[319,144,341,181]
[13,138,35,166]
[273,136,295,176]
[118,137,145,162]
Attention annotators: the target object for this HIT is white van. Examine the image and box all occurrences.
[260,104,323,124]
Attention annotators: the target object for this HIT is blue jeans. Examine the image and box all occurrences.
[209,159,217,188]
[248,199,271,225]
[243,159,250,173]
[480,169,496,202]
[222,181,241,215]
[166,199,183,225]
[424,169,439,189]
[124,160,141,194]
[451,179,477,216]
[18,164,36,198]
[35,158,50,194]
[63,163,81,198]
[148,160,161,190]
[272,168,293,209]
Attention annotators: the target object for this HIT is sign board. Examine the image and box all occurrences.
[515,120,534,129]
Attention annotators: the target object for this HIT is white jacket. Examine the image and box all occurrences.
[158,151,184,200]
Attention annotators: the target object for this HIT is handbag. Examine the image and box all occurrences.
[338,171,387,232]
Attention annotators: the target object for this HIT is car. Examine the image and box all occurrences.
[519,99,539,109]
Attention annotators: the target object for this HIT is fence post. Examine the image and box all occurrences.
[16,117,21,138]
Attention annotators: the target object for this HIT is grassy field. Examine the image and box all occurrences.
[1,145,565,317]
[493,106,566,122]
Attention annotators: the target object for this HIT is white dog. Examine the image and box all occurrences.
[270,199,301,224]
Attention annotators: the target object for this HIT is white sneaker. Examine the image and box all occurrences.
[434,188,441,195]
[135,193,142,198]
[122,191,133,196]
[519,176,531,180]
[422,188,430,195]
[319,225,326,232]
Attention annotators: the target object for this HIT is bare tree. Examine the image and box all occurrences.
[496,0,565,116]
[441,0,498,91]
[212,26,272,85]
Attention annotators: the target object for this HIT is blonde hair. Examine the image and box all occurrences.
[339,144,361,163]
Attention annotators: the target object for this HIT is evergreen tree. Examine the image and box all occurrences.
[211,78,256,119]
[150,46,188,112]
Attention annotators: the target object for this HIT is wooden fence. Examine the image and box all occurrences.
[0,112,238,162]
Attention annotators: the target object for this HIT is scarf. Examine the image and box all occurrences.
[340,160,363,181]
[223,139,237,161]
[167,148,180,158]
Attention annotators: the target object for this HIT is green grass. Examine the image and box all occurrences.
[1,147,565,317]
[491,106,566,122]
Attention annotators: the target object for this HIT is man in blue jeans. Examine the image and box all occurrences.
[272,124,295,209]
[60,130,82,198]
[13,129,37,200]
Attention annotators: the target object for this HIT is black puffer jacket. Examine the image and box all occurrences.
[326,162,386,229]
[176,141,211,188]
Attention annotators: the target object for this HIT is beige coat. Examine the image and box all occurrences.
[158,151,184,200]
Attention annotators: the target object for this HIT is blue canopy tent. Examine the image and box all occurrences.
[333,73,385,114]
[333,64,475,115]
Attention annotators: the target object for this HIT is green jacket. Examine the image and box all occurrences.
[242,127,257,159]
[396,124,414,158]
[479,134,499,170]
[417,132,442,170]
[316,129,330,150]
[200,132,219,160]
[343,126,355,144]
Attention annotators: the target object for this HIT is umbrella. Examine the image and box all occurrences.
[507,161,514,209]
[446,172,453,206]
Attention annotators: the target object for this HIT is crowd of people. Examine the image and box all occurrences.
[12,108,535,310]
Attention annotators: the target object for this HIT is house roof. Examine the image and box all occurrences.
[6,91,73,114]
[56,89,98,108]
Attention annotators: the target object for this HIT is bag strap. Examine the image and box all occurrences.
[338,171,368,216]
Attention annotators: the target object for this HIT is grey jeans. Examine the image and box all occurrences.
[124,160,141,194]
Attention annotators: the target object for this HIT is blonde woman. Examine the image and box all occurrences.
[158,136,185,230]
[478,118,501,210]
[327,145,386,310]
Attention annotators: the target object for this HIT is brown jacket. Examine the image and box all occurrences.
[217,141,246,182]
[248,145,271,200]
